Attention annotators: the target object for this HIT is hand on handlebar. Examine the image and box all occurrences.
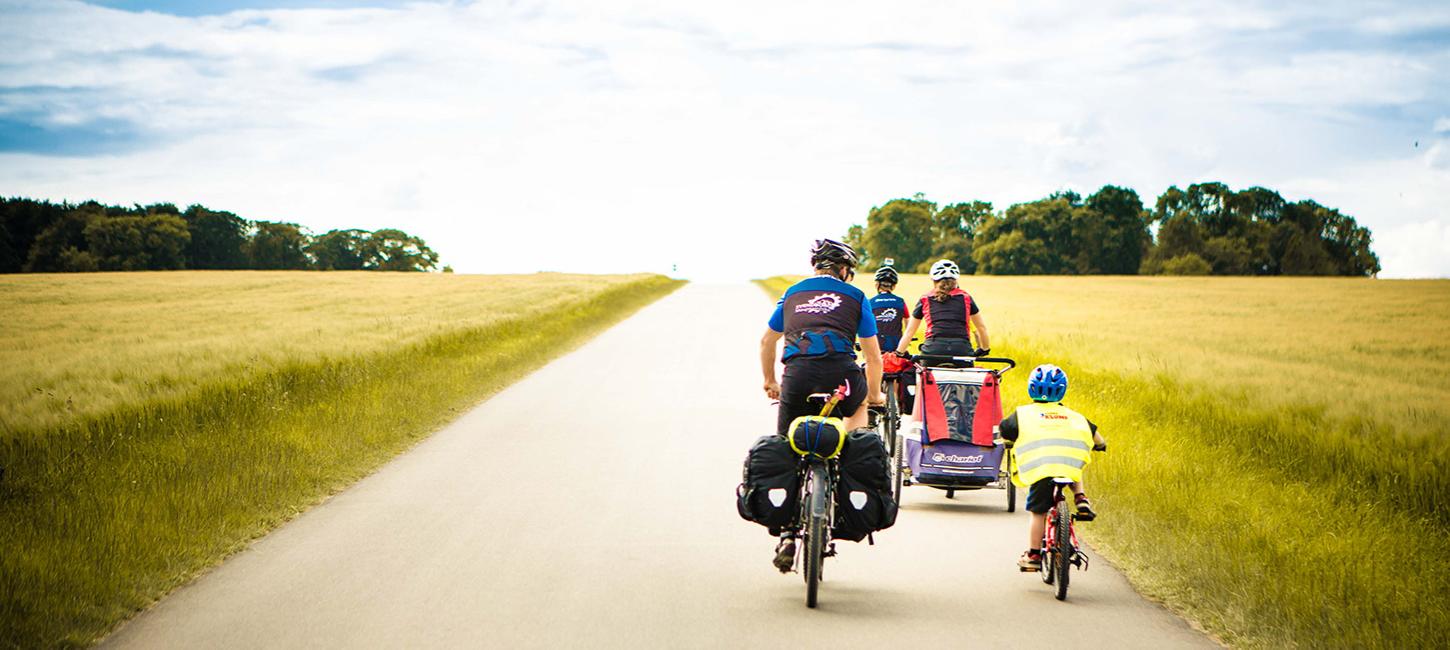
[1092,433,1107,452]
[867,390,885,406]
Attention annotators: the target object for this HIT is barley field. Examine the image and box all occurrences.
[761,274,1450,648]
[0,271,683,648]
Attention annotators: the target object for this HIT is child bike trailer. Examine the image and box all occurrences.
[904,363,1016,511]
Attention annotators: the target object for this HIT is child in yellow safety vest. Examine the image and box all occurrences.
[998,363,1107,572]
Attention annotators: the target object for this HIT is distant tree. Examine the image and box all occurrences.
[25,203,98,272]
[308,229,372,270]
[369,228,438,272]
[183,206,249,269]
[928,201,992,273]
[1083,185,1150,274]
[1160,253,1212,275]
[972,226,1056,274]
[84,209,190,270]
[972,197,1075,274]
[246,221,311,270]
[1,198,67,273]
[859,195,936,271]
[844,224,869,265]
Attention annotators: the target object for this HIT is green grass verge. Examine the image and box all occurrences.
[755,275,1448,648]
[0,275,684,649]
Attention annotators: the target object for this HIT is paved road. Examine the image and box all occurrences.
[104,283,1214,649]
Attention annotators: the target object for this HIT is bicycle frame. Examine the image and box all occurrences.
[1042,483,1082,557]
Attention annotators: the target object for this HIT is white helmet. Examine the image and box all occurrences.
[929,259,960,280]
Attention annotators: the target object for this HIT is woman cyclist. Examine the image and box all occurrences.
[894,259,991,358]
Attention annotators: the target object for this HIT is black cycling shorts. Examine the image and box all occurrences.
[1026,478,1060,514]
[777,354,867,436]
[920,337,973,357]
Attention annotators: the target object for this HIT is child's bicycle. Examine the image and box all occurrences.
[1039,478,1092,601]
[780,384,850,608]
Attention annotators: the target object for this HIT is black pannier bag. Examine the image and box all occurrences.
[833,430,899,541]
[736,435,800,532]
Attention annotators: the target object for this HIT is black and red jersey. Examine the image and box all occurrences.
[911,288,979,341]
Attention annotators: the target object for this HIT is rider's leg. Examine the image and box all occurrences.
[844,407,869,432]
[1028,512,1047,550]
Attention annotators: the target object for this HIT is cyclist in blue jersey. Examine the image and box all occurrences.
[760,239,885,437]
[760,238,884,571]
[869,265,907,353]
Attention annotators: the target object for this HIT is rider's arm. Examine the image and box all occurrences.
[860,335,884,403]
[897,315,921,354]
[970,312,990,351]
[998,411,1019,443]
[760,328,782,398]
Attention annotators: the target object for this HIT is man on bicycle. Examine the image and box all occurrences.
[761,238,885,436]
[760,239,884,571]
[998,364,1107,571]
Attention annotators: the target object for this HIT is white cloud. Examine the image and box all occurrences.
[0,0,1448,278]
[1374,220,1450,278]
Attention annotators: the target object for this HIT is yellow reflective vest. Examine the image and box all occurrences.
[1009,402,1094,488]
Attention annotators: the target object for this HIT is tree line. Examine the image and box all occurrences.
[845,182,1380,277]
[0,198,441,273]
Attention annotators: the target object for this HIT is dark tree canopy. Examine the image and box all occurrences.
[847,183,1377,277]
[0,197,442,273]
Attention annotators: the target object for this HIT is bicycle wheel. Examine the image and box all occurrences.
[884,383,899,456]
[804,465,828,608]
[1054,506,1072,600]
[891,432,904,504]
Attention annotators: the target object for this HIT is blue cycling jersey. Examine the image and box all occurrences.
[768,275,877,361]
[869,292,907,351]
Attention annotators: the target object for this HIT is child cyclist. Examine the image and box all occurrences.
[998,364,1107,571]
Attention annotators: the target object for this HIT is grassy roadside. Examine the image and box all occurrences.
[0,274,683,648]
[756,275,1450,648]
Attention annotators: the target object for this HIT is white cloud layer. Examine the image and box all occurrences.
[1,0,1448,278]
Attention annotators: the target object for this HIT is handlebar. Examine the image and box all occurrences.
[897,353,1017,375]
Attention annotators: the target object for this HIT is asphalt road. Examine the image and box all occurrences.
[103,283,1214,649]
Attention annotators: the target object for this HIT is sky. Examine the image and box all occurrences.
[1,0,1447,279]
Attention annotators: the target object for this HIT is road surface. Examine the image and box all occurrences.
[103,283,1214,649]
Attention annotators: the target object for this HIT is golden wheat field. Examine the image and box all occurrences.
[0,271,656,435]
[878,275,1450,435]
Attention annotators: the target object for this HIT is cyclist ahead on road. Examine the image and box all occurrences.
[869,264,907,354]
[894,259,991,358]
[760,239,885,437]
[998,364,1107,572]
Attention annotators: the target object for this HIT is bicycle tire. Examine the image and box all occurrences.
[804,465,827,608]
[884,383,899,457]
[1055,505,1072,600]
[891,432,904,504]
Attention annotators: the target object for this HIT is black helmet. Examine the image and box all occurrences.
[811,238,859,269]
[874,266,899,284]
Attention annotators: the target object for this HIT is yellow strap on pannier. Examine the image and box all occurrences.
[787,415,846,459]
